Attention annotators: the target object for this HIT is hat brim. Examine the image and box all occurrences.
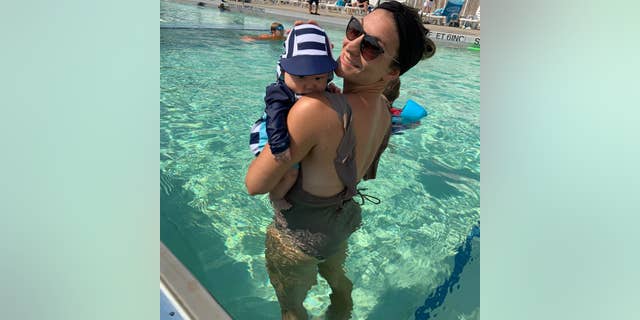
[280,56,337,76]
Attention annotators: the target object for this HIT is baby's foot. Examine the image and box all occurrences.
[270,198,292,212]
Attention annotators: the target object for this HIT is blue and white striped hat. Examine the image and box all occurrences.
[279,24,337,76]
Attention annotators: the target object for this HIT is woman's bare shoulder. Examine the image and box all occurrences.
[287,94,343,142]
[289,94,335,120]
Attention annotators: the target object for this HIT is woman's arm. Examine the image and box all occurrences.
[245,97,323,195]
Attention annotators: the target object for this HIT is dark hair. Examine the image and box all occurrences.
[383,78,401,103]
[375,1,436,75]
[270,22,284,32]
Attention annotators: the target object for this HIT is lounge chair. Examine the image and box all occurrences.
[344,2,366,15]
[318,0,330,11]
[459,15,479,29]
[440,0,465,24]
[325,0,347,14]
[422,8,445,25]
[458,4,480,29]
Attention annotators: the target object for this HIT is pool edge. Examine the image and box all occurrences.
[161,242,233,320]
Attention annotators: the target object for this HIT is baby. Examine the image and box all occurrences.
[249,23,337,210]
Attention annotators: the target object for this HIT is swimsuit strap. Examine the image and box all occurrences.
[323,92,359,199]
[285,93,360,206]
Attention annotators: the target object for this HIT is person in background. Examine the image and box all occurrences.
[241,22,287,42]
[308,0,320,15]
[423,0,435,14]
[356,0,369,10]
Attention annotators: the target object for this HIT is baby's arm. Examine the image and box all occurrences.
[268,167,298,211]
[264,83,296,159]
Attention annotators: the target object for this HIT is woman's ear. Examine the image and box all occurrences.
[383,67,400,82]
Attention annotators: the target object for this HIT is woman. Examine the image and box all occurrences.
[245,2,435,319]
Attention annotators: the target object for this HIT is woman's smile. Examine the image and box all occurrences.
[340,53,362,70]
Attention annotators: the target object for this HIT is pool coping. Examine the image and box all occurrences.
[160,242,233,320]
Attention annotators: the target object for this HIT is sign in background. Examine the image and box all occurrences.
[427,30,480,47]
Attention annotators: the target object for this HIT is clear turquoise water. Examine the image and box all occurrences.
[160,1,479,319]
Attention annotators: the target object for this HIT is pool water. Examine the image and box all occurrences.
[160,1,480,319]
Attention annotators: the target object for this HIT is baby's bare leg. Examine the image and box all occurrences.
[269,168,299,211]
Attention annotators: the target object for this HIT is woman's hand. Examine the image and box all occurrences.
[327,82,342,94]
[273,149,292,162]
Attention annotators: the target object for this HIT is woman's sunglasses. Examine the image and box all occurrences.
[345,16,400,64]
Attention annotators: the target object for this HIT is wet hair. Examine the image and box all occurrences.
[270,22,284,32]
[375,1,436,75]
[383,78,401,103]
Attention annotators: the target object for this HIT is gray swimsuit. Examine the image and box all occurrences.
[273,92,391,259]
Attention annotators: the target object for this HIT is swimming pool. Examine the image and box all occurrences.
[160,1,479,319]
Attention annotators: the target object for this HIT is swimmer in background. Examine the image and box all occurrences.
[241,22,287,42]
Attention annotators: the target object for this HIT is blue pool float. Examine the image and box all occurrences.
[391,99,428,125]
[401,99,428,123]
[391,99,428,134]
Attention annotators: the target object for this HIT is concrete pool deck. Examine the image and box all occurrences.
[169,0,480,47]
